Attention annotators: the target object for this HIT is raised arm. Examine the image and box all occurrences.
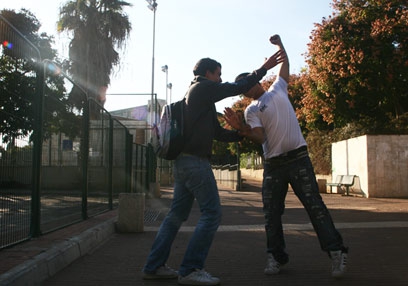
[270,35,289,83]
[260,49,286,71]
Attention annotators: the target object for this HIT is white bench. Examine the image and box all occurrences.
[326,175,356,196]
[326,175,343,193]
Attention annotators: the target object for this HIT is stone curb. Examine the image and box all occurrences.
[0,217,117,286]
[144,221,408,232]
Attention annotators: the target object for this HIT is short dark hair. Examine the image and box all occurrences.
[235,72,250,82]
[193,58,221,76]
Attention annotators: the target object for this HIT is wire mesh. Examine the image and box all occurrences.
[0,135,32,249]
[111,119,129,205]
[39,77,86,233]
[87,101,111,217]
[0,15,148,249]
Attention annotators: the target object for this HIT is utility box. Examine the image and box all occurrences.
[117,193,145,232]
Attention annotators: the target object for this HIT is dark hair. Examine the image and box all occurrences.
[193,58,221,76]
[235,72,250,82]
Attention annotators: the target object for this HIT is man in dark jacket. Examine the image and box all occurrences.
[143,50,285,286]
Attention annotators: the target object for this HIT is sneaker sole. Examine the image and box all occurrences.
[178,279,220,286]
[143,274,178,280]
[264,269,280,275]
[332,271,345,279]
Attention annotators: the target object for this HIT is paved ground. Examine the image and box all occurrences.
[1,176,408,285]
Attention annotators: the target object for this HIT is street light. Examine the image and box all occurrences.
[167,83,172,104]
[146,0,157,126]
[161,65,168,103]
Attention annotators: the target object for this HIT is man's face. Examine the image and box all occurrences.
[243,84,259,99]
[205,67,222,83]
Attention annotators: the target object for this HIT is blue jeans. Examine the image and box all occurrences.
[143,154,222,276]
[262,148,345,264]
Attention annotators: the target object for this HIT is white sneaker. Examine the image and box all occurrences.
[330,250,347,278]
[178,269,220,285]
[143,265,178,280]
[264,253,281,275]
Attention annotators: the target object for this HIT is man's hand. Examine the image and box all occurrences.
[224,107,266,144]
[262,49,286,70]
[224,107,243,131]
[269,34,282,46]
[270,34,289,82]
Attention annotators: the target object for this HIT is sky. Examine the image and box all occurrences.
[2,0,335,112]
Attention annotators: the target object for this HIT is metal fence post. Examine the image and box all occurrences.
[82,100,90,220]
[108,115,113,209]
[126,133,133,193]
[146,144,155,191]
[236,142,241,191]
[133,144,138,193]
[30,63,45,237]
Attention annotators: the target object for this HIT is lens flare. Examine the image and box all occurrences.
[46,62,62,75]
[2,41,13,49]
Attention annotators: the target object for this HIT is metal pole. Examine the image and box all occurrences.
[236,142,241,191]
[146,0,159,197]
[167,83,172,104]
[30,62,45,238]
[167,83,173,103]
[150,2,157,129]
[108,116,113,209]
[162,65,168,103]
[165,68,168,103]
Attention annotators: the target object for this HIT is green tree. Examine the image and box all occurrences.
[304,0,408,133]
[210,112,242,165]
[0,9,67,144]
[223,74,309,157]
[57,0,132,114]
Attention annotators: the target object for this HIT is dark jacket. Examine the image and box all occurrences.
[182,67,267,158]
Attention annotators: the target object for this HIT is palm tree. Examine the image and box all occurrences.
[57,0,131,113]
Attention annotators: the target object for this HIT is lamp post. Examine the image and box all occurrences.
[167,83,172,104]
[146,0,157,126]
[146,0,161,196]
[161,65,168,103]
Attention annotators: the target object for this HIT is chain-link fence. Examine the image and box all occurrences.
[0,15,152,249]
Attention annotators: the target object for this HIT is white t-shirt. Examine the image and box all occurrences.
[245,76,306,159]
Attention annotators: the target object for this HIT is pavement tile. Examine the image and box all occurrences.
[2,176,408,286]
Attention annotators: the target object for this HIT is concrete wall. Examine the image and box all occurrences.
[240,168,263,180]
[117,119,148,145]
[40,166,127,191]
[332,135,408,198]
[213,166,239,191]
[239,168,331,194]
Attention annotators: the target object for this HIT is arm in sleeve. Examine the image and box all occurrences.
[214,118,242,142]
[234,108,265,144]
[208,48,286,103]
[209,67,267,103]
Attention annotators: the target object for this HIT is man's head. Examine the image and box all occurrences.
[235,73,263,99]
[235,72,250,83]
[193,58,222,82]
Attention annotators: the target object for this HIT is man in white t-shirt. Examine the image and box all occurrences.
[224,35,348,279]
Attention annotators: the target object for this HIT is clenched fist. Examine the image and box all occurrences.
[269,34,282,46]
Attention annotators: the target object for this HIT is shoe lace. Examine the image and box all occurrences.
[196,269,213,280]
[332,252,346,270]
[267,255,280,268]
[340,254,347,267]
[163,264,174,271]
